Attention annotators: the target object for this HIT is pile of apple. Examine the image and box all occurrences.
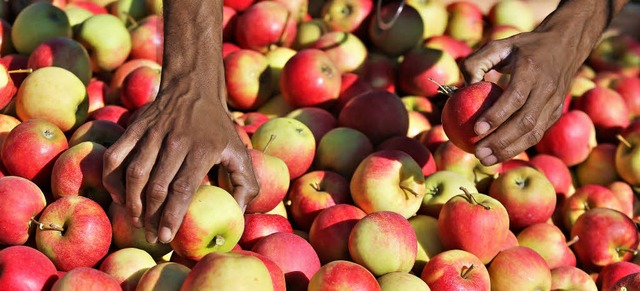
[1,0,640,290]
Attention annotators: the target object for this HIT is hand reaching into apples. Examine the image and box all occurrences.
[460,0,629,166]
[102,0,259,245]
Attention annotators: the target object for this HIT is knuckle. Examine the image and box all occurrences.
[103,148,119,168]
[520,112,538,131]
[170,180,195,198]
[126,164,148,181]
[493,138,510,151]
[147,182,169,200]
[126,203,141,217]
[510,89,528,109]
[527,128,544,146]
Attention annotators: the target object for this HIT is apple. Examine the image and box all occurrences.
[350,150,425,218]
[438,188,510,264]
[86,78,110,113]
[2,54,29,89]
[51,267,120,291]
[308,260,380,291]
[251,117,316,179]
[536,110,597,167]
[264,46,296,93]
[88,105,130,127]
[420,170,478,217]
[570,76,596,97]
[68,119,125,147]
[550,266,598,291]
[598,262,640,291]
[0,114,20,151]
[289,170,351,231]
[320,0,372,33]
[445,1,483,47]
[280,49,341,109]
[224,49,274,111]
[292,19,329,50]
[573,86,630,142]
[234,1,297,53]
[239,213,293,250]
[441,81,503,154]
[420,249,490,291]
[562,184,623,231]
[609,181,635,218]
[576,143,620,186]
[0,63,16,111]
[311,31,367,73]
[424,35,473,61]
[308,204,366,264]
[0,176,46,246]
[64,7,94,27]
[0,19,14,56]
[129,15,163,65]
[66,1,109,14]
[406,0,446,39]
[74,13,132,72]
[529,154,574,199]
[99,247,157,290]
[135,262,191,291]
[377,136,436,177]
[418,124,448,153]
[611,272,640,291]
[497,158,532,174]
[348,211,417,276]
[377,272,428,291]
[109,0,147,26]
[338,89,409,145]
[368,2,423,57]
[257,93,294,118]
[269,0,308,22]
[612,76,640,119]
[314,127,374,178]
[571,208,639,270]
[181,251,273,291]
[234,111,270,137]
[401,95,440,126]
[108,202,172,259]
[616,131,640,187]
[35,196,112,271]
[251,232,321,290]
[120,65,160,111]
[398,47,461,98]
[224,0,254,11]
[27,37,91,86]
[232,250,287,291]
[11,2,71,55]
[285,107,337,142]
[356,52,396,92]
[108,59,160,104]
[487,0,536,32]
[433,141,500,193]
[170,185,245,261]
[516,223,577,269]
[488,246,552,291]
[485,24,522,41]
[222,6,238,42]
[489,166,556,230]
[406,110,432,138]
[409,215,445,274]
[0,245,58,291]
[1,119,68,187]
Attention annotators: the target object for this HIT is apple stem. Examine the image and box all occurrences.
[583,201,591,211]
[8,68,32,74]
[124,12,139,30]
[399,185,420,199]
[427,78,457,96]
[616,247,638,256]
[310,182,321,192]
[566,236,579,247]
[262,134,277,154]
[617,134,632,148]
[460,187,491,210]
[214,234,226,246]
[30,217,64,232]
[460,264,475,279]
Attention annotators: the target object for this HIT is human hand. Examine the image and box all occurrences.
[102,74,259,244]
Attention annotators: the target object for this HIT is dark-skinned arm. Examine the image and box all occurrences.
[102,0,259,244]
[461,0,629,166]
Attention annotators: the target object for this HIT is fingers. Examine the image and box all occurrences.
[143,136,188,244]
[156,150,209,244]
[221,146,259,213]
[103,124,146,208]
[461,40,513,84]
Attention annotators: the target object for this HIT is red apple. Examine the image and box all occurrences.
[0,63,17,111]
[356,52,396,92]
[308,260,380,291]
[609,181,635,218]
[87,105,130,128]
[308,204,366,264]
[224,0,254,11]
[423,35,473,61]
[598,262,640,291]
[335,73,372,112]
[98,247,157,290]
[108,59,160,104]
[516,223,577,269]
[234,111,270,137]
[285,107,337,142]
[445,1,484,47]
[120,66,160,111]
[289,170,350,231]
[488,246,552,291]
[611,272,640,291]
[320,0,372,33]
[550,266,598,291]
[314,127,374,178]
[181,251,273,290]
[224,49,274,111]
[0,176,45,246]
[86,78,110,113]
[27,37,91,85]
[239,213,293,250]
[235,1,297,53]
[421,249,490,291]
[0,19,14,56]
[51,267,120,291]
[536,110,597,167]
[612,76,640,119]
[576,143,620,186]
[68,119,125,147]
[135,262,191,291]
[529,154,574,199]
[0,245,58,291]
[311,31,367,73]
[418,124,449,153]
[1,54,29,88]
[232,250,287,291]
[377,136,436,177]
[398,47,461,98]
[129,15,163,64]
[573,86,630,142]
[222,42,241,58]
[562,184,623,231]
[108,202,172,259]
[280,49,341,109]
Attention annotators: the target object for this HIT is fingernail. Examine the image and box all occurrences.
[158,227,172,244]
[475,121,490,135]
[476,147,492,159]
[482,155,498,166]
[146,230,158,244]
[131,217,143,229]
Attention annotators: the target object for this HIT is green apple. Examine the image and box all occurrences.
[420,170,477,217]
[108,202,173,259]
[11,2,72,55]
[64,7,94,27]
[111,0,148,27]
[181,252,273,291]
[264,47,297,93]
[16,67,88,132]
[378,272,429,291]
[409,215,444,274]
[136,262,190,291]
[616,132,640,187]
[74,14,132,72]
[314,127,374,178]
[550,266,598,291]
[292,19,328,50]
[99,248,157,290]
[406,0,448,39]
[488,0,536,32]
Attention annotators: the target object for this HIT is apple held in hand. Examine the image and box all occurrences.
[11,2,71,55]
[35,196,112,271]
[0,245,58,291]
[421,249,490,291]
[170,185,245,261]
[0,176,46,246]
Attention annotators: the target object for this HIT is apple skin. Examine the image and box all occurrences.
[68,119,125,148]
[239,213,293,250]
[377,136,436,177]
[420,249,490,291]
[311,31,367,74]
[377,272,428,291]
[612,76,640,119]
[170,185,245,261]
[516,223,577,269]
[0,245,59,291]
[424,35,473,61]
[338,89,409,145]
[485,24,522,42]
[573,86,630,142]
[129,15,163,64]
[251,117,316,179]
[314,127,374,178]
[418,124,448,153]
[398,47,461,98]
[232,250,287,291]
[98,247,157,290]
[135,262,191,291]
[120,65,161,111]
[11,2,72,55]
[433,140,500,194]
[356,52,396,93]
[224,0,254,11]
[292,19,329,50]
[571,208,639,271]
[235,1,297,53]
[0,63,16,111]
[320,0,372,33]
[608,181,635,218]
[65,7,94,27]
[234,111,271,137]
[348,211,417,276]
[16,66,89,133]
[488,246,552,291]
[51,267,120,291]
[529,154,574,199]
[409,215,445,275]
[550,266,598,291]
[487,0,536,32]
[35,196,112,271]
[401,95,440,126]
[251,232,321,291]
[597,262,640,291]
[279,49,341,109]
[108,59,161,104]
[108,202,173,259]
[562,184,623,231]
[536,110,598,166]
[489,166,557,230]
[0,176,46,246]
[420,170,478,218]
[350,150,425,218]
[1,119,69,187]
[441,81,503,154]
[616,131,640,187]
[50,141,111,209]
[438,190,510,264]
[86,78,110,113]
[66,1,109,14]
[285,107,337,143]
[611,272,640,291]
[576,143,620,186]
[74,14,131,72]
[289,170,351,231]
[309,204,366,264]
[27,37,92,86]
[88,105,130,128]
[181,251,273,291]
[445,1,483,47]
[368,2,423,57]
[308,260,380,291]
[224,49,274,111]
[264,46,297,94]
